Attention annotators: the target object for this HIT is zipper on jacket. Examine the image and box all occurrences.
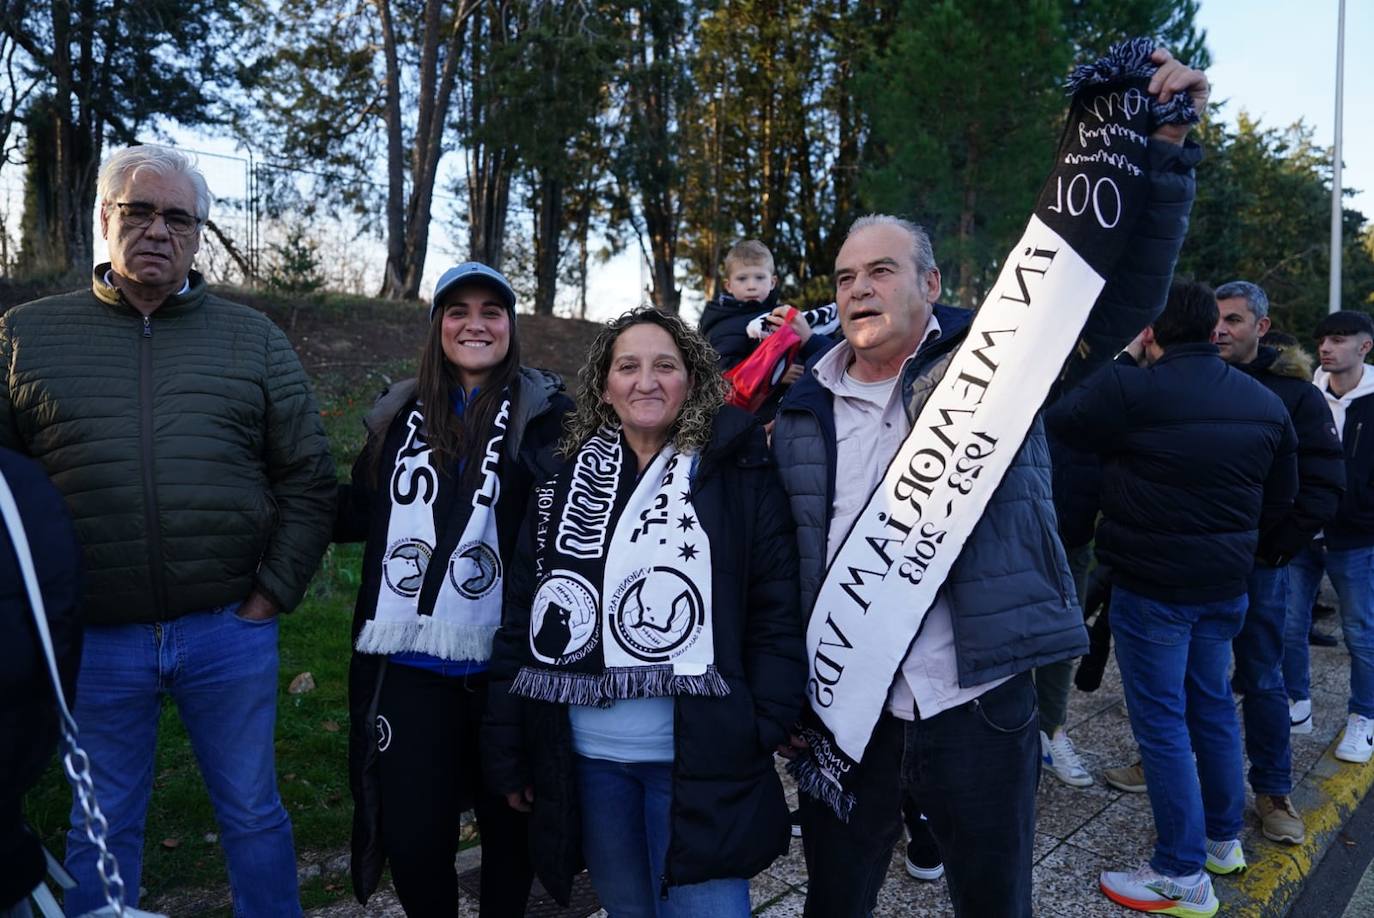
[1352,422,1364,458]
[139,314,169,619]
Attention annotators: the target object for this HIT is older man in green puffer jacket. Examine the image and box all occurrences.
[0,144,335,917]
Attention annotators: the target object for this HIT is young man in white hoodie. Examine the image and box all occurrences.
[1284,310,1374,763]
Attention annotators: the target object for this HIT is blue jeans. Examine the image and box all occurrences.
[63,606,300,918]
[1233,564,1293,795]
[1111,586,1247,877]
[1283,543,1374,717]
[574,757,750,918]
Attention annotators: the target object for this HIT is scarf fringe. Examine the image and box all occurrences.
[354,619,498,662]
[511,664,730,708]
[1065,35,1200,127]
[787,752,856,823]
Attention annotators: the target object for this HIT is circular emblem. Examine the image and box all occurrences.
[450,541,502,600]
[382,538,432,597]
[608,566,705,662]
[375,714,393,752]
[529,572,600,665]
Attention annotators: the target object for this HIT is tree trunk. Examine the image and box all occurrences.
[375,0,408,299]
[532,173,563,315]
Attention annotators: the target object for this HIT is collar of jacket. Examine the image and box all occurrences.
[91,262,206,318]
[1153,341,1221,365]
[1239,344,1315,382]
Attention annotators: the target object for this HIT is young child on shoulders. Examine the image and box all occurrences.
[698,239,837,420]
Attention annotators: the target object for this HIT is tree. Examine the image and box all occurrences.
[265,224,327,295]
[241,0,483,300]
[0,0,246,280]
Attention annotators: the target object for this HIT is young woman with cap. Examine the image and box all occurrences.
[335,262,572,916]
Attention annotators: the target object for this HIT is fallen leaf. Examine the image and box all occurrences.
[322,719,340,733]
[288,672,316,695]
[161,838,180,850]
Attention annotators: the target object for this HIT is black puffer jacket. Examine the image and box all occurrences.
[1313,366,1374,550]
[0,448,82,908]
[1046,343,1299,603]
[483,408,805,905]
[1234,345,1345,565]
[338,367,571,905]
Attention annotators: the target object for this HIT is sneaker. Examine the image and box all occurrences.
[1100,864,1218,916]
[790,808,802,838]
[1309,628,1339,648]
[1104,761,1147,793]
[1256,795,1305,844]
[1041,728,1093,787]
[904,839,944,882]
[1204,838,1246,875]
[1289,698,1313,735]
[1335,713,1374,763]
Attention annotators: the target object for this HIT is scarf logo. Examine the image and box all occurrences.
[383,538,432,597]
[375,715,393,752]
[530,571,600,665]
[450,541,501,599]
[556,429,621,559]
[608,566,705,662]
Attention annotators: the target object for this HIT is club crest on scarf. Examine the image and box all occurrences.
[356,397,512,662]
[513,428,727,706]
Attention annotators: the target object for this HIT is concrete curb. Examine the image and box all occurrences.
[1224,734,1374,917]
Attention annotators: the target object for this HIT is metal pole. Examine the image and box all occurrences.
[1330,0,1346,313]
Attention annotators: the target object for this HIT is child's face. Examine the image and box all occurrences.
[722,262,777,303]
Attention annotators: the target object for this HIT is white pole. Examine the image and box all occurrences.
[1330,0,1346,313]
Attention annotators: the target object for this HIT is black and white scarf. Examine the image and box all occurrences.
[355,395,512,661]
[746,303,841,341]
[510,427,726,706]
[790,37,1199,820]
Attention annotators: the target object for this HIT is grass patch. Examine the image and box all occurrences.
[23,358,416,913]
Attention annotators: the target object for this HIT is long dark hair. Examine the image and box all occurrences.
[417,305,523,480]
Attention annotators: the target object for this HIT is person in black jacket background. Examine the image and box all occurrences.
[1212,280,1345,845]
[335,263,571,915]
[0,448,82,913]
[1283,310,1374,765]
[1047,282,1298,912]
[483,309,805,915]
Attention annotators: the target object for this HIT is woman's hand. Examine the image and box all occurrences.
[506,786,535,813]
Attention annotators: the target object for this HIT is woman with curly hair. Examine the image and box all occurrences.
[484,307,806,916]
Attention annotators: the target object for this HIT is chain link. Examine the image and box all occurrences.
[62,728,127,918]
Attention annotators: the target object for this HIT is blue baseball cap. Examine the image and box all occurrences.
[430,262,517,321]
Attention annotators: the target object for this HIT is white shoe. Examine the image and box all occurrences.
[1335,713,1374,763]
[1041,728,1093,787]
[1203,838,1247,875]
[1290,698,1313,735]
[1100,864,1218,916]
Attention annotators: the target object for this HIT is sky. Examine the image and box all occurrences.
[59,0,1372,321]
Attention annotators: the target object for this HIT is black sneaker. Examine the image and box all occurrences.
[1309,628,1339,648]
[904,834,944,881]
[790,808,802,838]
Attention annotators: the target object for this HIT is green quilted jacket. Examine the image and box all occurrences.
[0,266,336,625]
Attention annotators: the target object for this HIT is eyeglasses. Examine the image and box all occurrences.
[110,202,202,236]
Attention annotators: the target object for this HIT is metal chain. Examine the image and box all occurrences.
[62,728,127,918]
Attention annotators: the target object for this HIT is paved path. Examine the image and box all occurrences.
[301,609,1370,917]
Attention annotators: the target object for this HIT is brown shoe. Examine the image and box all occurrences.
[1103,762,1147,793]
[1256,795,1305,844]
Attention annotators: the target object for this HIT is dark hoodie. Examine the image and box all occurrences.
[1234,344,1345,565]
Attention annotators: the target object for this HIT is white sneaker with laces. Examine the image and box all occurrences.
[1100,864,1218,916]
[1289,698,1313,735]
[1336,713,1374,763]
[1040,727,1093,787]
[1204,838,1246,875]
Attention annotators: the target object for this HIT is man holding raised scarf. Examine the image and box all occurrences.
[771,41,1208,917]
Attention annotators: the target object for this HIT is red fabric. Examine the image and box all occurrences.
[723,307,801,413]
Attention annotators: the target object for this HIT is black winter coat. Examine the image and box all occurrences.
[482,408,805,905]
[1317,370,1374,550]
[0,448,82,908]
[338,368,571,905]
[1234,345,1344,564]
[1046,343,1299,603]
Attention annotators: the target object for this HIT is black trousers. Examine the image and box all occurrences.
[376,663,534,917]
[799,672,1040,918]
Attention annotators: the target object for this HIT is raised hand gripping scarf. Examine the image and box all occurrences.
[791,38,1199,819]
[511,427,727,706]
[354,395,511,661]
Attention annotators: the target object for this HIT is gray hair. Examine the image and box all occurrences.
[845,214,938,277]
[1215,280,1269,321]
[98,145,213,221]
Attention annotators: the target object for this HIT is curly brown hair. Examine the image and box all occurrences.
[560,308,729,457]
